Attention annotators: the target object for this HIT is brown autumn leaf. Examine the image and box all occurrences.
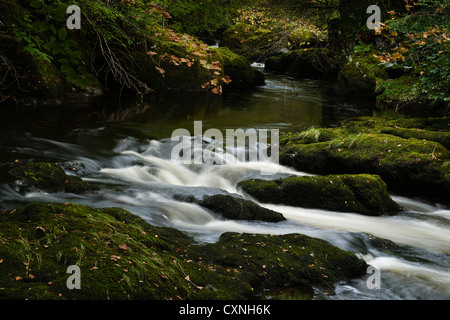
[201,82,210,89]
[147,51,158,56]
[110,255,121,262]
[211,86,222,95]
[222,76,232,84]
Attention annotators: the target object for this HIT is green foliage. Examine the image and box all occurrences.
[353,42,373,54]
[376,1,450,103]
[149,0,231,35]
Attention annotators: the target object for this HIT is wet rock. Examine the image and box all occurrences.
[200,232,368,294]
[265,48,336,79]
[213,47,265,89]
[220,23,278,62]
[2,161,98,194]
[279,117,450,205]
[238,174,402,216]
[337,54,388,99]
[199,194,286,222]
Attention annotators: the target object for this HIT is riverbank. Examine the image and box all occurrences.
[0,202,367,300]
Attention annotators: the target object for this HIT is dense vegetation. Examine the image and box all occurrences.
[1,0,448,112]
[0,0,448,301]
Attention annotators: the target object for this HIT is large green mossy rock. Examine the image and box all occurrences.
[238,174,401,216]
[131,45,264,92]
[199,194,286,222]
[0,202,367,299]
[200,232,367,294]
[265,48,336,79]
[1,161,98,194]
[279,117,450,204]
[131,47,211,92]
[220,23,278,62]
[213,47,265,89]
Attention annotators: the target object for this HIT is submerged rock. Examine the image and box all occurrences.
[238,174,402,216]
[279,117,450,204]
[199,194,286,222]
[1,161,98,194]
[0,202,367,299]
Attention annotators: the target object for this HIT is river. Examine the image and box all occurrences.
[0,65,449,300]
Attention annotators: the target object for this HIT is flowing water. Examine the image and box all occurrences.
[0,67,449,300]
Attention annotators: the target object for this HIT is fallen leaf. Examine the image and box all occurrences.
[211,86,222,95]
[155,66,165,74]
[222,76,232,84]
[110,255,121,262]
[119,244,130,251]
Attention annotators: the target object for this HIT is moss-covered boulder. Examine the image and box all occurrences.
[220,23,278,62]
[0,39,72,106]
[337,54,388,99]
[213,47,265,89]
[0,202,368,299]
[265,48,335,79]
[279,117,450,204]
[238,174,401,216]
[199,194,286,222]
[131,41,264,93]
[199,232,367,294]
[1,161,98,194]
[0,203,253,300]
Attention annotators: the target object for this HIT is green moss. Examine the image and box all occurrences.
[199,232,367,294]
[220,23,278,61]
[0,202,367,300]
[213,47,265,89]
[0,203,253,300]
[238,174,401,216]
[3,161,98,194]
[337,54,388,98]
[199,194,286,222]
[265,48,335,79]
[279,117,450,204]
